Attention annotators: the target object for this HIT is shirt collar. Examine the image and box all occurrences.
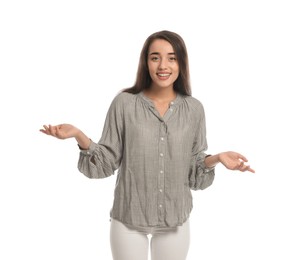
[138,91,183,108]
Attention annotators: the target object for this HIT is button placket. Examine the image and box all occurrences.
[157,121,166,221]
[162,101,175,122]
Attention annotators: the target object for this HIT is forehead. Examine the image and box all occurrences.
[148,39,175,54]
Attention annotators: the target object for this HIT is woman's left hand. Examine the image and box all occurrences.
[219,151,255,173]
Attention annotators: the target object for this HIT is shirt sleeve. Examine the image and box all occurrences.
[188,102,215,190]
[77,93,124,179]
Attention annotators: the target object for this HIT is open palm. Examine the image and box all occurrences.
[219,151,255,173]
[40,124,79,140]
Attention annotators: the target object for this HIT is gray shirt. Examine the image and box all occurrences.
[78,91,215,228]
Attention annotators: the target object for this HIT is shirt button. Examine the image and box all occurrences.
[169,108,173,112]
[159,204,162,208]
[86,151,90,155]
[159,189,163,193]
[160,170,164,174]
[170,101,174,105]
[160,153,164,157]
[160,137,164,141]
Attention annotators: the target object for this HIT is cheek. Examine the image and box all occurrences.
[173,63,179,73]
[147,65,154,76]
[173,70,180,82]
[147,62,155,72]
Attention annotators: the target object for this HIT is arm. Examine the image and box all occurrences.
[40,93,125,179]
[188,102,215,190]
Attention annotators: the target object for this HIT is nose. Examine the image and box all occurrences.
[158,58,168,70]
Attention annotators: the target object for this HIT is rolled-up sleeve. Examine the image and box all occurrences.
[188,103,215,190]
[78,94,124,179]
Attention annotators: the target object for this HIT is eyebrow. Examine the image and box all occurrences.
[149,52,176,56]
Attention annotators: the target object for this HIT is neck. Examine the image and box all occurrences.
[144,86,176,102]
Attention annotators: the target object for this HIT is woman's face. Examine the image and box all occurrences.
[147,39,179,90]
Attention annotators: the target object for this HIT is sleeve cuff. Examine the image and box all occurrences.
[197,153,215,175]
[78,140,97,155]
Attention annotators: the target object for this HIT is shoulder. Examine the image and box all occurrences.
[112,91,135,103]
[183,95,205,116]
[110,91,136,109]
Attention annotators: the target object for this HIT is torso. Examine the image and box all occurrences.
[154,102,170,117]
[142,90,176,117]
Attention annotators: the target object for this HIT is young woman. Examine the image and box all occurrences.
[40,30,254,260]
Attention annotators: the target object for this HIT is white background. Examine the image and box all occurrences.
[1,0,303,259]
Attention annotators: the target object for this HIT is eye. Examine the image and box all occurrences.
[151,56,159,61]
[169,56,177,61]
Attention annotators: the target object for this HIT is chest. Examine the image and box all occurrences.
[154,102,170,117]
[125,104,196,149]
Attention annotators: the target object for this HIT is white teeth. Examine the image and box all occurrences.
[158,74,170,77]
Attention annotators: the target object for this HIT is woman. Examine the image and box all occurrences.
[40,30,254,260]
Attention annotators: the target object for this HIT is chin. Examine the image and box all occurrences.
[154,82,174,89]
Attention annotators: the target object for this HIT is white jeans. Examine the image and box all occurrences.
[110,218,190,260]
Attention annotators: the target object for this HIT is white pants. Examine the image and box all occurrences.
[110,218,190,260]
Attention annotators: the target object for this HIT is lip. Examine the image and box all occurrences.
[156,72,171,80]
[157,72,171,76]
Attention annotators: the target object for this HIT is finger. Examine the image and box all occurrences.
[49,124,57,136]
[40,125,50,135]
[248,167,255,173]
[238,161,244,170]
[240,165,255,173]
[238,153,248,162]
[39,129,47,134]
[240,164,249,172]
[43,125,50,132]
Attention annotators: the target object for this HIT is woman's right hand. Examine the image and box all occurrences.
[40,124,80,140]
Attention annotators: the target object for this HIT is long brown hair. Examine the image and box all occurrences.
[122,30,191,96]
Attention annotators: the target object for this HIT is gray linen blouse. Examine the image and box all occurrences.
[78,91,215,228]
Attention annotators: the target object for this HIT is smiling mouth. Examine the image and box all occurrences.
[156,73,171,80]
[157,73,171,77]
